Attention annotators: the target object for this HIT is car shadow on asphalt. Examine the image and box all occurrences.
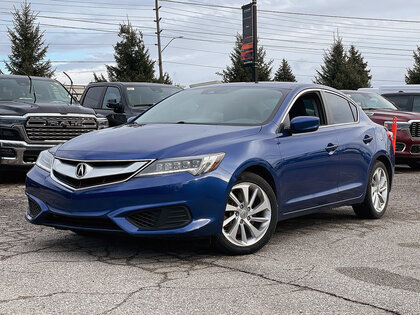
[0,170,28,184]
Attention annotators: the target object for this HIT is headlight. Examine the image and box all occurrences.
[96,117,109,129]
[136,153,225,177]
[384,121,410,131]
[36,150,54,172]
[0,116,26,126]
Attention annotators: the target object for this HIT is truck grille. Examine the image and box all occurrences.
[25,116,97,142]
[410,122,420,137]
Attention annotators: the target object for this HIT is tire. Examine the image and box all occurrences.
[408,161,420,170]
[213,172,278,255]
[352,161,390,219]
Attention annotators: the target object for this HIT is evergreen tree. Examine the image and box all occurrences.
[314,37,350,89]
[93,72,107,82]
[106,22,155,82]
[154,72,172,85]
[405,46,420,84]
[274,58,296,82]
[218,34,273,82]
[346,45,371,89]
[5,2,54,77]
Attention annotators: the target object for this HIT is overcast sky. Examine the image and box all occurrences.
[0,0,419,87]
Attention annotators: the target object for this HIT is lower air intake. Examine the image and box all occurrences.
[27,198,42,218]
[127,206,192,230]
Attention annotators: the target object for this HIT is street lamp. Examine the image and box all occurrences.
[161,36,184,53]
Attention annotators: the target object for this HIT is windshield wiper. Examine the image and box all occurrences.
[132,103,154,107]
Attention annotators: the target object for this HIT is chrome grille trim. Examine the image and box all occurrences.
[25,116,98,142]
[50,158,154,190]
[410,121,420,138]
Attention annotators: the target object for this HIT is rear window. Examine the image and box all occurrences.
[383,94,412,111]
[324,92,356,124]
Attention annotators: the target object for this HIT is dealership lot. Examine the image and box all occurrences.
[0,168,419,314]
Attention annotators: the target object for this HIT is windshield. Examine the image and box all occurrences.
[346,92,398,110]
[0,77,72,104]
[125,85,180,106]
[135,86,289,125]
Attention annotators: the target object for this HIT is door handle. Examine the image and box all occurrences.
[325,143,338,154]
[363,135,373,144]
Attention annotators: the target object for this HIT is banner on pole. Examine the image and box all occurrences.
[241,3,254,66]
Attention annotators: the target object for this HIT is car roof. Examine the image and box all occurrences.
[0,74,54,81]
[87,82,181,88]
[341,90,376,95]
[189,81,333,91]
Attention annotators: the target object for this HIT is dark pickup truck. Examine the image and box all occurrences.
[0,75,108,169]
[79,82,182,126]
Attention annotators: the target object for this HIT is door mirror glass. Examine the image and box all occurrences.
[290,116,320,133]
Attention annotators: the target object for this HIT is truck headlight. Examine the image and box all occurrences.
[97,117,109,129]
[36,150,54,172]
[136,153,225,177]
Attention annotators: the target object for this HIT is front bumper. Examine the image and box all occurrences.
[25,165,232,237]
[0,140,53,167]
[394,130,420,160]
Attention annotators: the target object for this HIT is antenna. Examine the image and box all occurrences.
[63,72,74,105]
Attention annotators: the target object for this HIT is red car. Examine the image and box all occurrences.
[344,90,420,169]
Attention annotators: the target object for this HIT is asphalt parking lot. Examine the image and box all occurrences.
[0,167,419,314]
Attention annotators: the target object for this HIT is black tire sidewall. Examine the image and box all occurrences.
[365,161,390,219]
[214,172,278,255]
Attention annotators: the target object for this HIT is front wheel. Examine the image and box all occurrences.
[213,172,278,255]
[352,161,390,219]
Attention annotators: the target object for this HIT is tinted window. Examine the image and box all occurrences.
[102,87,122,109]
[135,86,289,125]
[287,92,326,126]
[413,96,420,113]
[383,95,411,111]
[83,87,105,108]
[125,86,180,106]
[324,92,355,124]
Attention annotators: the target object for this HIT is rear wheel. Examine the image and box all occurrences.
[352,161,389,219]
[213,172,278,255]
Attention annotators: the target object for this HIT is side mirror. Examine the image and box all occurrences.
[290,116,320,134]
[106,99,124,113]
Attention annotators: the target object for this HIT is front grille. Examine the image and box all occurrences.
[25,116,97,142]
[395,142,405,152]
[44,213,122,231]
[28,198,42,218]
[53,170,131,189]
[410,145,420,154]
[127,206,192,230]
[410,122,420,137]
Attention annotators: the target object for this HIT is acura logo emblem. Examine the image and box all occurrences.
[76,163,89,178]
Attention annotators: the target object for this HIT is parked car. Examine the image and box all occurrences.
[79,82,182,126]
[343,90,420,169]
[26,83,394,254]
[0,75,108,170]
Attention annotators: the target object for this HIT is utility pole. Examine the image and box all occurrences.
[252,0,258,83]
[154,0,163,82]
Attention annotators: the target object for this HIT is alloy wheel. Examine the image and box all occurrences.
[222,182,272,247]
[370,167,388,213]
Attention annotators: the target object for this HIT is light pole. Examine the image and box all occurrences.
[162,36,183,53]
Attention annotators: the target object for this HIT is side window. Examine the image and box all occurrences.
[102,87,122,109]
[82,87,105,109]
[323,92,356,124]
[286,92,326,126]
[383,95,411,111]
[412,96,420,113]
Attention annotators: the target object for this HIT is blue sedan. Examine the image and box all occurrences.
[26,83,394,254]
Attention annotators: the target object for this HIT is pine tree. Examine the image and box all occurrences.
[346,45,371,89]
[218,34,273,82]
[406,46,420,84]
[93,72,107,82]
[154,72,172,85]
[274,59,296,82]
[5,2,54,77]
[314,37,350,89]
[106,22,156,82]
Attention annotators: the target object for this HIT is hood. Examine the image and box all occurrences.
[0,101,96,116]
[56,123,261,160]
[364,108,420,123]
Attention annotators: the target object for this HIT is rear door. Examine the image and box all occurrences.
[277,91,341,214]
[322,91,374,200]
[99,86,127,126]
